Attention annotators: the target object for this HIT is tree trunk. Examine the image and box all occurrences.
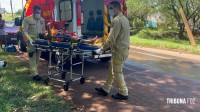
[178,23,187,40]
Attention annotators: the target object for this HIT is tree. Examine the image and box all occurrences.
[157,0,200,39]
[127,0,156,28]
[16,9,23,15]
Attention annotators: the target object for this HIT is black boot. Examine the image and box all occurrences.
[95,87,108,96]
[111,93,128,100]
[28,51,35,57]
[33,75,42,81]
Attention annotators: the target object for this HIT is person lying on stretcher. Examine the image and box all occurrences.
[34,22,99,45]
[70,35,99,44]
[38,32,98,44]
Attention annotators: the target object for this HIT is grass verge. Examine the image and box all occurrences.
[0,51,73,112]
[131,28,200,54]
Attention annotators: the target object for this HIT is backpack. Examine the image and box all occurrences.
[4,44,17,52]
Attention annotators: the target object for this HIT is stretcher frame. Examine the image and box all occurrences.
[32,39,110,91]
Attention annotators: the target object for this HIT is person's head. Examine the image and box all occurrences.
[0,14,2,20]
[108,1,121,17]
[89,11,94,16]
[33,5,41,19]
[97,10,102,16]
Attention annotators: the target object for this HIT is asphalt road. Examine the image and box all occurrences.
[12,45,198,112]
[41,47,199,112]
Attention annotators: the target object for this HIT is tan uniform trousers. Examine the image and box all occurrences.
[27,42,41,75]
[103,48,129,96]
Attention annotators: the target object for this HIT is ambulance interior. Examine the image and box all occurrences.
[53,0,105,38]
[54,0,74,32]
[81,0,104,37]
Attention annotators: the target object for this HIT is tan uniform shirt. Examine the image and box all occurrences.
[102,12,130,52]
[22,15,45,40]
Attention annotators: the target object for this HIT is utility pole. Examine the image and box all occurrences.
[10,0,14,20]
[22,0,23,9]
[179,8,197,46]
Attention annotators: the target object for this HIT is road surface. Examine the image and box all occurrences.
[18,46,200,112]
[46,46,200,112]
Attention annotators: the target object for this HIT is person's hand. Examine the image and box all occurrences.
[47,22,52,28]
[90,36,98,44]
[94,48,103,54]
[47,22,52,26]
[71,36,79,41]
[26,38,34,45]
[41,30,48,35]
[29,39,34,45]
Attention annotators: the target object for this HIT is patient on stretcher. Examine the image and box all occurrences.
[71,35,98,44]
[34,22,102,46]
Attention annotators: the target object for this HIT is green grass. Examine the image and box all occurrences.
[131,28,200,54]
[0,51,73,112]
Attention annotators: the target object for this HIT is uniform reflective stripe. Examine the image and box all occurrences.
[104,5,111,42]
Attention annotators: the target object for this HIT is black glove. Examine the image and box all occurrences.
[39,33,45,39]
[61,34,71,42]
[28,51,35,57]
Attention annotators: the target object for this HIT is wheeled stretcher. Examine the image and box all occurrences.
[32,38,102,91]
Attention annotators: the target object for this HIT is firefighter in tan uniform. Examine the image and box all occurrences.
[95,1,130,100]
[22,6,46,81]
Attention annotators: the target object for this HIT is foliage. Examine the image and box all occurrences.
[155,0,200,39]
[127,0,156,28]
[127,0,200,40]
[16,9,23,15]
[2,13,20,21]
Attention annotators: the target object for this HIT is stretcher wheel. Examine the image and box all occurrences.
[61,72,66,79]
[44,78,49,85]
[80,77,85,84]
[63,82,70,91]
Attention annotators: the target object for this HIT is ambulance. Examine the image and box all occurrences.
[15,0,127,62]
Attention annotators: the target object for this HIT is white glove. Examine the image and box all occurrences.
[95,48,103,54]
[30,39,34,45]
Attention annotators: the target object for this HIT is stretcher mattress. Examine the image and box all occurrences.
[33,40,49,46]
[78,44,100,50]
[51,42,71,48]
[33,40,100,51]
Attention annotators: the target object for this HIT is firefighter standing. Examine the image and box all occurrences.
[0,13,6,49]
[95,1,130,100]
[22,6,46,81]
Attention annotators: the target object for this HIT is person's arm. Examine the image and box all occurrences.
[22,18,31,41]
[82,37,98,44]
[101,19,121,50]
[0,20,5,27]
[42,20,46,32]
[46,22,52,37]
[41,20,52,40]
[71,36,79,41]
[2,20,5,27]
